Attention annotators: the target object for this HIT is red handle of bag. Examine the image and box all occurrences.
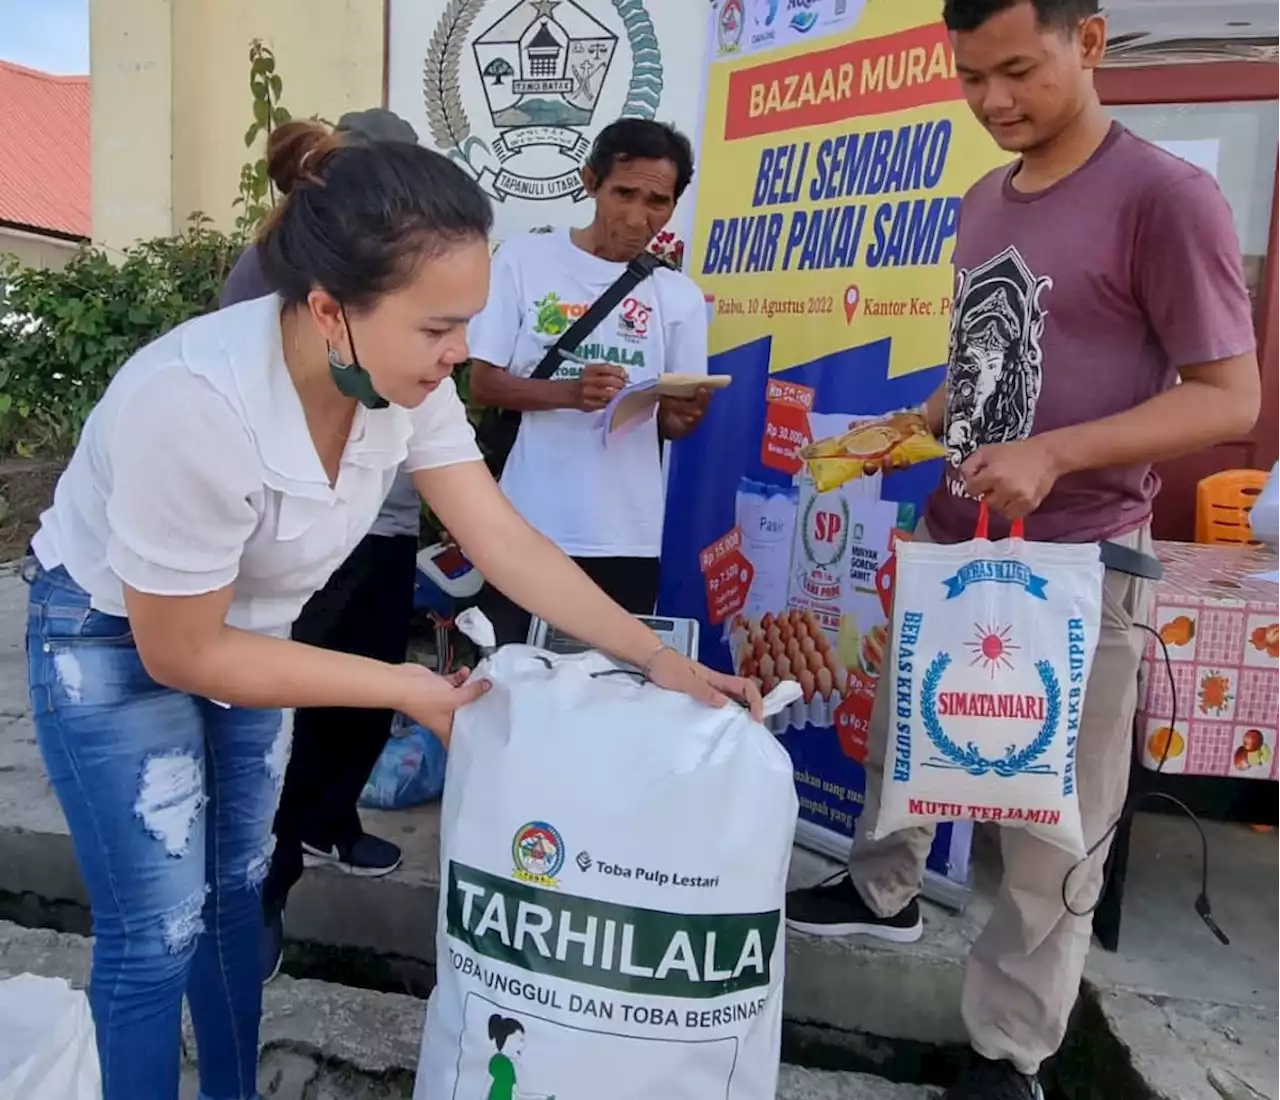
[975,500,1025,541]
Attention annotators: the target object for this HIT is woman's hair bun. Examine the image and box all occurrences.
[266,119,346,195]
[258,112,493,309]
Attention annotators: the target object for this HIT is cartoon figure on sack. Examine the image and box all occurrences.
[486,1015,555,1100]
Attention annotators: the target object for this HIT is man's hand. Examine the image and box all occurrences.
[961,437,1062,520]
[567,363,628,412]
[658,388,711,440]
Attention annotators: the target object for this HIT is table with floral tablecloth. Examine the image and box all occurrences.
[1137,542,1279,780]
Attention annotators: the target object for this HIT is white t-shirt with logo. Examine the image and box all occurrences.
[468,230,708,558]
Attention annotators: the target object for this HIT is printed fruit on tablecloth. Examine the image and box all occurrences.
[1232,731,1272,772]
[1250,623,1279,659]
[1197,671,1233,716]
[1146,726,1185,762]
[1159,615,1196,647]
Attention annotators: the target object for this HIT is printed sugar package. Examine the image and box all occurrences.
[414,647,799,1100]
[730,478,824,734]
[875,521,1104,856]
[735,478,798,621]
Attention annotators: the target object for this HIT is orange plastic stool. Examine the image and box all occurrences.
[1195,469,1268,545]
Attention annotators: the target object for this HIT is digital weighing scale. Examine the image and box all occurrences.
[527,614,701,663]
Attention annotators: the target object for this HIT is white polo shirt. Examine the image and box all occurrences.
[33,294,481,635]
[468,229,708,559]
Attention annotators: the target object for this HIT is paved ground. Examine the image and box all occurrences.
[1,567,1275,1098]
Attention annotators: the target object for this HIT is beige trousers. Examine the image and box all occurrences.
[848,522,1155,1074]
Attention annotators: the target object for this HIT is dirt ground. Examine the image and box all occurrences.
[0,460,61,563]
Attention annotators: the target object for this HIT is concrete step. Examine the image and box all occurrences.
[1095,989,1278,1100]
[0,920,938,1100]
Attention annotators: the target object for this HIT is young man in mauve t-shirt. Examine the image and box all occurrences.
[786,2,1261,1097]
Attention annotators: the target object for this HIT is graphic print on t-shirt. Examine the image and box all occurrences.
[530,291,648,377]
[944,246,1053,473]
[618,296,652,341]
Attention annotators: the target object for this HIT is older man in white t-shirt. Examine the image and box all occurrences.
[468,118,711,644]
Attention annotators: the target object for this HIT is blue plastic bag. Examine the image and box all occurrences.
[359,715,448,811]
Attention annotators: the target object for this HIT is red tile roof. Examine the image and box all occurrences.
[0,60,90,240]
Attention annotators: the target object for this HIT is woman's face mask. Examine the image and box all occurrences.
[328,309,388,409]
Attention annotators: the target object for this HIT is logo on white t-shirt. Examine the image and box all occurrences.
[529,289,648,375]
[618,296,652,341]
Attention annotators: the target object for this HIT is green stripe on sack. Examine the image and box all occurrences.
[446,862,780,999]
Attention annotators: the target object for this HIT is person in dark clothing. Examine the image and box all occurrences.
[219,107,423,983]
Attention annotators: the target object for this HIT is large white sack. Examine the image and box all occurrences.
[0,975,100,1100]
[875,524,1103,856]
[414,647,799,1100]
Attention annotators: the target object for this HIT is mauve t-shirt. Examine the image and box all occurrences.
[218,247,421,540]
[925,123,1257,545]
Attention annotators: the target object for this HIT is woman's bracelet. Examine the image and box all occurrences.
[640,643,673,682]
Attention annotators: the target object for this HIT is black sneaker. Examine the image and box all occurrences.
[786,873,923,942]
[302,833,403,877]
[944,1056,1044,1099]
[261,905,284,986]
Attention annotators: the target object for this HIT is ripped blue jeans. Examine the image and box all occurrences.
[25,563,292,1100]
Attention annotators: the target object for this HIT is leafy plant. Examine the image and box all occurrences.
[0,36,299,460]
[233,39,291,238]
[0,215,241,458]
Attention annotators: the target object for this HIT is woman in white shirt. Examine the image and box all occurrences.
[24,120,757,1100]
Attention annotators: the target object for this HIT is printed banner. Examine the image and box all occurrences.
[658,0,1010,879]
[387,0,712,263]
[713,0,866,60]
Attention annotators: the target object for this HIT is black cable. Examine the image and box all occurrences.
[1061,622,1230,946]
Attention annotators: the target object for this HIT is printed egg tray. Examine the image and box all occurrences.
[729,609,882,735]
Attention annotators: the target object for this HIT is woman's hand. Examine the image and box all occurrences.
[645,648,763,721]
[394,664,490,747]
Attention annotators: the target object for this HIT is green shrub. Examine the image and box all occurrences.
[0,215,243,459]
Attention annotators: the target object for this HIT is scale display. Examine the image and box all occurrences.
[527,615,701,662]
